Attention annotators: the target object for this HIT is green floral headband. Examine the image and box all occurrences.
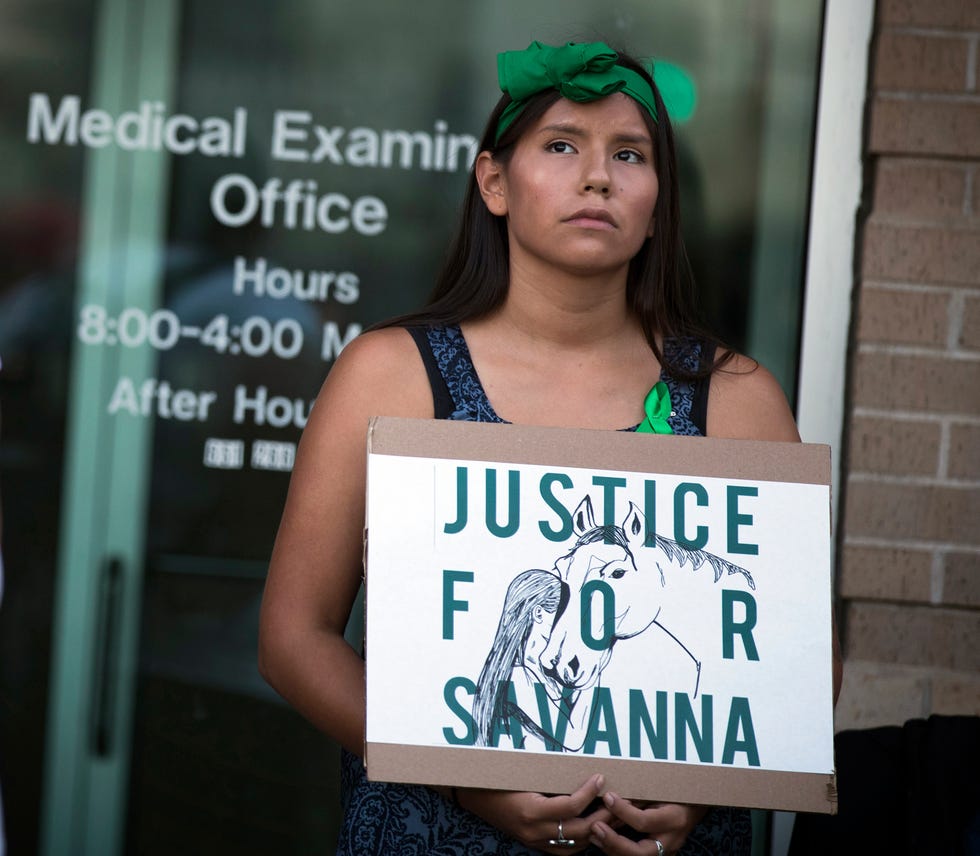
[495,41,658,144]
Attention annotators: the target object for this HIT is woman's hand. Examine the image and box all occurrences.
[458,775,614,854]
[589,793,708,855]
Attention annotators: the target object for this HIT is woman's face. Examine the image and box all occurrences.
[523,604,557,666]
[477,93,659,281]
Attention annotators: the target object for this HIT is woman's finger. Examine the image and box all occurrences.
[591,795,708,855]
[549,803,617,851]
[600,791,661,832]
[543,774,606,819]
[589,822,667,856]
[529,775,606,851]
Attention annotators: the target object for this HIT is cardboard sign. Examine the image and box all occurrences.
[364,417,837,814]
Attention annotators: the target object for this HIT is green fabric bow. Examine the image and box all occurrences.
[635,381,674,434]
[496,41,658,142]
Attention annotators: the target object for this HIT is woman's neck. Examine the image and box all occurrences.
[459,259,660,430]
[494,258,636,349]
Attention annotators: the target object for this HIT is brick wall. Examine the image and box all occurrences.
[835,0,980,730]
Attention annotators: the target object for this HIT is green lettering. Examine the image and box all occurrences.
[592,476,627,534]
[442,676,476,745]
[643,479,657,547]
[629,689,668,759]
[489,680,525,749]
[674,482,709,549]
[581,579,615,651]
[583,686,621,756]
[721,589,760,661]
[533,683,576,751]
[722,697,760,766]
[539,472,574,541]
[675,692,713,762]
[486,469,520,538]
[443,466,468,534]
[442,569,473,639]
[727,485,759,555]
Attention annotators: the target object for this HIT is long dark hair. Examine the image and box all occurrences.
[379,48,729,381]
[473,569,562,747]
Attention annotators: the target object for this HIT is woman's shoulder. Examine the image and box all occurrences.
[329,325,423,381]
[705,351,800,442]
[313,325,434,422]
[336,324,420,364]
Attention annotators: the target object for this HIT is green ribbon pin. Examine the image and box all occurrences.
[635,381,674,434]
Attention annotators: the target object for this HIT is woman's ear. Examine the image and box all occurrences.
[475,151,508,217]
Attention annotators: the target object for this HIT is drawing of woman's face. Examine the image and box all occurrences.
[523,604,558,667]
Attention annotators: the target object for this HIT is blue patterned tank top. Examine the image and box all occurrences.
[408,324,711,435]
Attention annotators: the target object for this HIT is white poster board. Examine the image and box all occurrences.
[364,417,837,813]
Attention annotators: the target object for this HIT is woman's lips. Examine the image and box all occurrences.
[564,208,616,229]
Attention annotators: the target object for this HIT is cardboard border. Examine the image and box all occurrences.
[367,416,831,487]
[365,416,837,814]
[367,743,837,815]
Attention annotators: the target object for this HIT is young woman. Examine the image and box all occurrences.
[259,40,842,856]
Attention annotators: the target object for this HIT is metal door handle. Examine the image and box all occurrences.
[90,556,123,757]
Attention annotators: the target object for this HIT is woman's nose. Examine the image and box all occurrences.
[582,154,611,195]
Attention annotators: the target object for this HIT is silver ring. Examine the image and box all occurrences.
[547,819,576,848]
[654,839,665,856]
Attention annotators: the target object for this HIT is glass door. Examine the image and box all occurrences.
[40,2,179,853]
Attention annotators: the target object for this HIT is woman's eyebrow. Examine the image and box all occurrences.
[537,122,652,146]
[537,122,587,136]
[611,132,653,146]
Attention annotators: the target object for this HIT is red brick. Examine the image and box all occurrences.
[874,32,970,93]
[833,661,930,730]
[852,351,980,415]
[839,544,933,601]
[975,37,980,87]
[878,0,980,28]
[857,286,950,346]
[844,480,980,544]
[944,551,980,606]
[862,221,980,285]
[848,416,941,475]
[932,672,980,715]
[869,97,980,159]
[949,422,980,478]
[873,159,968,219]
[845,602,980,670]
[961,295,980,349]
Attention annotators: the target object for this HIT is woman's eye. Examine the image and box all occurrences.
[610,568,627,579]
[614,149,645,164]
[547,140,575,154]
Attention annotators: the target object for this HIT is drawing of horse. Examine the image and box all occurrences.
[542,496,754,700]
[472,494,753,752]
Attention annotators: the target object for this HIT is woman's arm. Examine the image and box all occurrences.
[705,353,800,442]
[258,327,433,755]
